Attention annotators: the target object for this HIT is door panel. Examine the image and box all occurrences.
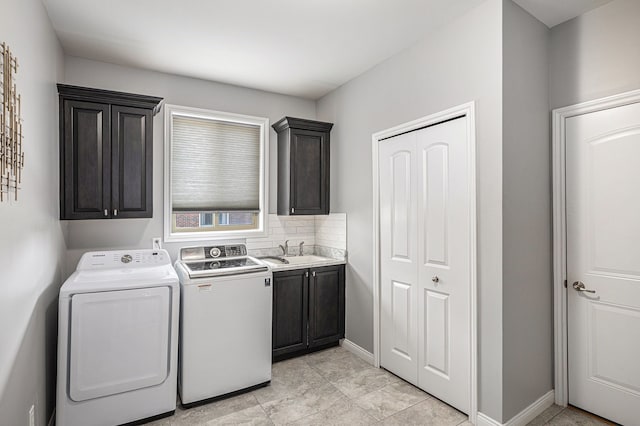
[309,265,345,347]
[111,105,152,218]
[69,287,171,402]
[423,144,449,266]
[63,100,110,219]
[291,129,327,214]
[416,117,469,413]
[391,151,413,260]
[391,280,413,358]
[588,302,640,394]
[380,132,419,384]
[588,128,640,276]
[566,101,640,426]
[424,289,450,376]
[272,269,308,357]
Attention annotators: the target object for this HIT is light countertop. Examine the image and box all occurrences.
[259,255,346,272]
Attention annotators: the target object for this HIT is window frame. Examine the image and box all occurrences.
[164,104,269,242]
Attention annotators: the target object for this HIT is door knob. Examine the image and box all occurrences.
[572,281,596,294]
[432,276,439,283]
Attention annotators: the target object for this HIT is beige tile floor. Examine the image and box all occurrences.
[528,405,614,426]
[144,346,610,425]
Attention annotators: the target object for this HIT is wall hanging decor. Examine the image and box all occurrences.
[0,42,24,202]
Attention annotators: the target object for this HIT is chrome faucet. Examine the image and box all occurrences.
[299,241,305,256]
[279,240,289,256]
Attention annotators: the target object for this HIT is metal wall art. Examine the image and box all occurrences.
[0,42,24,202]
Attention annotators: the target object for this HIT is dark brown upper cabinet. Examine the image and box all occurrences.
[272,117,333,215]
[58,85,162,220]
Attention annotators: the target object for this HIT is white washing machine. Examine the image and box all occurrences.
[174,244,272,406]
[56,249,179,426]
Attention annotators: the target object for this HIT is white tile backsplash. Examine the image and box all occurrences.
[315,213,347,250]
[245,213,347,255]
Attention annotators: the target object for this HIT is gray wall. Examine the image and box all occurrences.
[316,0,505,419]
[62,56,316,271]
[502,1,552,421]
[550,0,640,109]
[0,0,66,424]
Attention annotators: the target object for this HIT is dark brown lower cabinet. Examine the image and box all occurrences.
[272,269,308,358]
[272,264,345,360]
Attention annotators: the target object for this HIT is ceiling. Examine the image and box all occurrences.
[513,0,614,27]
[42,0,613,100]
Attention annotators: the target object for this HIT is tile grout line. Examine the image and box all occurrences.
[544,407,566,425]
[374,391,433,422]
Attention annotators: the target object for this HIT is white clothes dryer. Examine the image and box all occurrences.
[56,249,179,426]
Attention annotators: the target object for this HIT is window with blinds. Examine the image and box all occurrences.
[164,105,269,240]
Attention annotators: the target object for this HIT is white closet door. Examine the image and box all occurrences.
[380,131,419,384]
[416,117,470,413]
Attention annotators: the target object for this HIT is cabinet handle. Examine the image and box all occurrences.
[305,271,309,278]
[104,209,108,217]
[291,207,295,214]
[113,209,118,217]
[312,271,316,277]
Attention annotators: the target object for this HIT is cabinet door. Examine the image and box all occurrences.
[309,265,345,347]
[61,100,111,219]
[290,129,329,215]
[272,269,309,358]
[111,106,153,218]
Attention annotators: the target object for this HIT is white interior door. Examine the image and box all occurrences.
[379,117,470,413]
[416,118,470,413]
[380,131,419,384]
[566,101,640,426]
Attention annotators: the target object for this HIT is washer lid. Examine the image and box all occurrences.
[61,264,178,295]
[181,257,268,278]
[61,249,179,295]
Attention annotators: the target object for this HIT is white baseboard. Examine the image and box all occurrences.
[477,412,503,426]
[476,390,555,426]
[340,339,375,365]
[505,390,555,426]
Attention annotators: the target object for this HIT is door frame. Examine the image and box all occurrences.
[371,101,477,423]
[552,88,640,407]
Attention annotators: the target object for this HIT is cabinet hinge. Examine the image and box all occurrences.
[564,279,567,288]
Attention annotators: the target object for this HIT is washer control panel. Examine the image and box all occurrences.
[205,245,247,259]
[180,244,248,261]
[78,249,171,270]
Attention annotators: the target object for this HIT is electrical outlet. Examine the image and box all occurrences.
[28,404,35,426]
[152,237,162,249]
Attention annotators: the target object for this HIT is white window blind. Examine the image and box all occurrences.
[171,115,261,211]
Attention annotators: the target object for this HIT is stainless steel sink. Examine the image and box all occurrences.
[257,256,289,264]
[279,255,328,265]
